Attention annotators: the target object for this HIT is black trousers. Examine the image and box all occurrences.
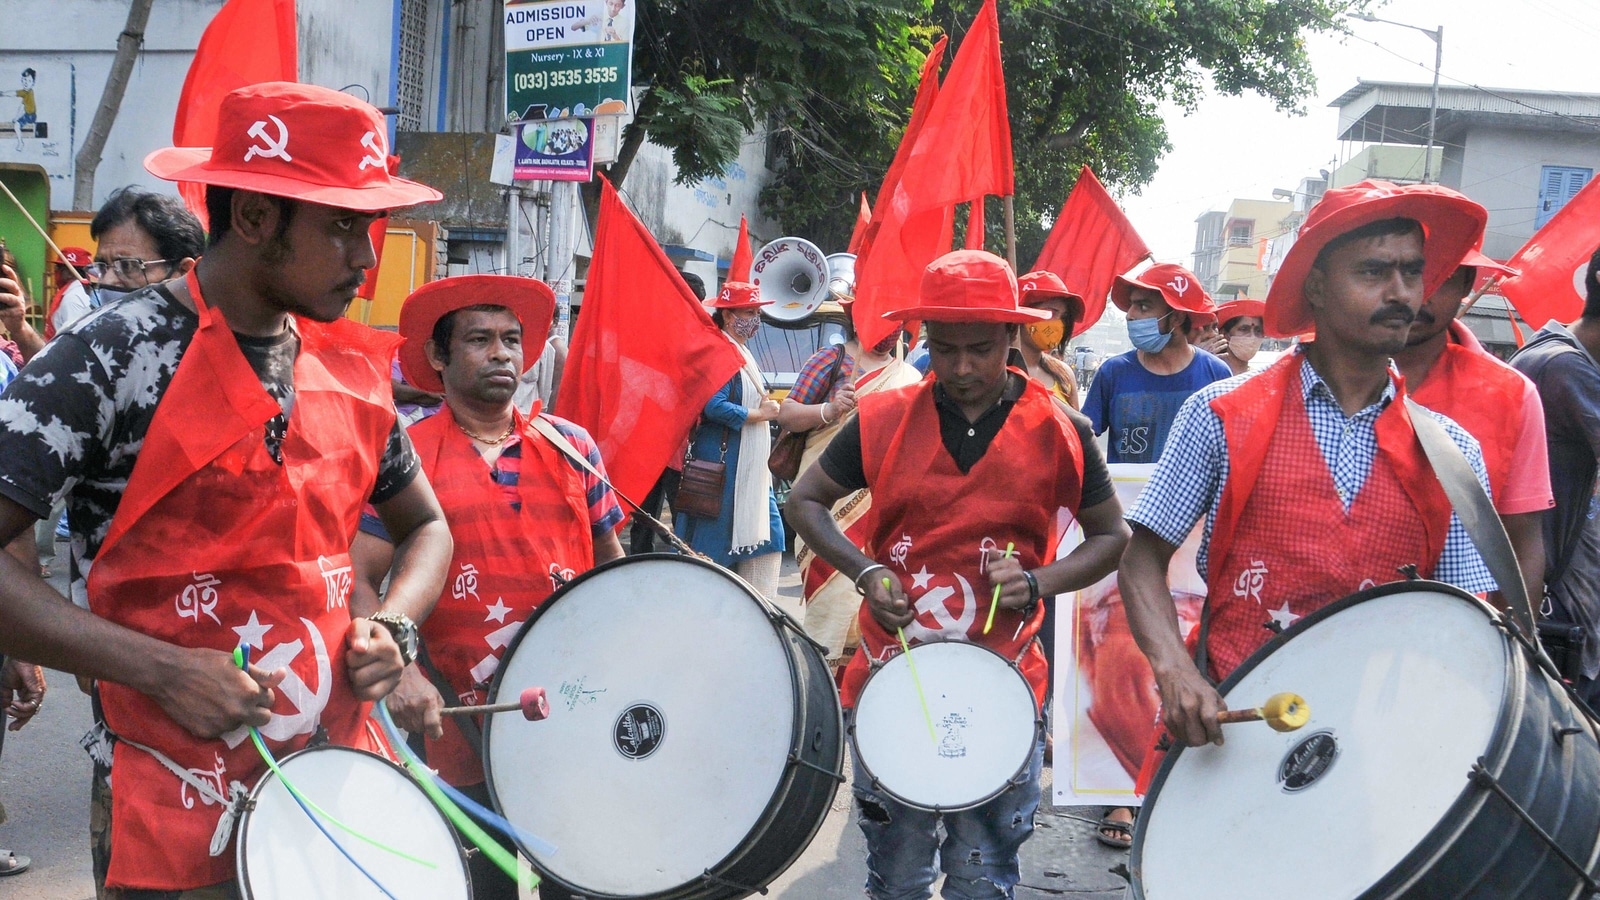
[628,467,682,555]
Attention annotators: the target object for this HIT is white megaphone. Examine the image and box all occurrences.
[752,236,830,322]
[825,253,857,300]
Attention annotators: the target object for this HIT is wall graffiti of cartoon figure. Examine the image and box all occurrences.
[1,68,41,149]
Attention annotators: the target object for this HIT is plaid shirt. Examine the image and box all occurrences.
[788,345,856,405]
[1128,349,1496,593]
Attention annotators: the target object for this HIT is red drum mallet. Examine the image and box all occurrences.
[439,686,550,721]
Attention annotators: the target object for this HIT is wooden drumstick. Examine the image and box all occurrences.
[438,687,550,722]
[1216,692,1310,733]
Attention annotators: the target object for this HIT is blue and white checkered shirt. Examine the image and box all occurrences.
[1127,349,1497,593]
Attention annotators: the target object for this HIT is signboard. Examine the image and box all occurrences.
[1053,464,1205,808]
[504,0,634,121]
[514,119,596,182]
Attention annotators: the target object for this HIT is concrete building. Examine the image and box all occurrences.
[1190,197,1292,300]
[1328,145,1441,187]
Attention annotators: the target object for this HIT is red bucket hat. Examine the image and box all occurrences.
[1461,239,1519,279]
[1111,263,1215,325]
[53,247,92,268]
[1019,270,1096,336]
[145,82,442,211]
[1213,299,1266,327]
[885,250,1048,324]
[710,281,770,309]
[1263,180,1486,337]
[398,275,556,393]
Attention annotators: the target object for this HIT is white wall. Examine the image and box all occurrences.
[1456,124,1600,260]
[0,0,396,210]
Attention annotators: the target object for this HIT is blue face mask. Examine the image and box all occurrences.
[1127,313,1173,353]
[90,284,133,309]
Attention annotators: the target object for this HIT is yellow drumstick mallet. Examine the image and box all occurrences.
[887,577,939,745]
[1216,692,1311,732]
[983,542,1015,635]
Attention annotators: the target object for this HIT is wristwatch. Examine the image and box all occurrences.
[369,611,419,666]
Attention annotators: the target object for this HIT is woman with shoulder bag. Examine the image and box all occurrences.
[674,281,786,600]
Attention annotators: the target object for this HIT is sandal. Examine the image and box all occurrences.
[0,850,30,876]
[1095,811,1134,850]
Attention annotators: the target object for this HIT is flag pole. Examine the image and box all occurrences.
[1455,274,1500,318]
[1003,194,1017,271]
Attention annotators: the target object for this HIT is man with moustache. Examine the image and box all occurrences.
[0,82,454,896]
[1119,181,1497,751]
[353,274,624,900]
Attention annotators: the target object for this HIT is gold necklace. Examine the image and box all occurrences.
[453,415,516,446]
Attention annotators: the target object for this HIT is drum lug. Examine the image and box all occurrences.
[1397,563,1422,581]
[1468,758,1600,893]
[1553,724,1585,745]
[787,751,847,783]
[768,605,831,657]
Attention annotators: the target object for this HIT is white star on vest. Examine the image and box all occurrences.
[910,566,934,590]
[233,610,272,649]
[485,598,512,624]
[1268,601,1300,631]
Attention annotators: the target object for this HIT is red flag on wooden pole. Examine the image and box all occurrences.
[1499,177,1600,329]
[1033,166,1152,335]
[172,0,298,229]
[846,193,872,255]
[555,177,746,503]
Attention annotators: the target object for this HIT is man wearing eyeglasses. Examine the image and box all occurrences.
[51,188,205,336]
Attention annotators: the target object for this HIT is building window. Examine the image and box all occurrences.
[395,0,430,132]
[1227,221,1254,247]
[1537,166,1592,229]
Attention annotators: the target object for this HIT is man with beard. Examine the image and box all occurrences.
[1120,180,1496,751]
[352,275,624,899]
[1392,197,1551,604]
[0,82,454,896]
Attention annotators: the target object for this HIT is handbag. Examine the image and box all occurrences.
[675,425,728,519]
[769,346,846,482]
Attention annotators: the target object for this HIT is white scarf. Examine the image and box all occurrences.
[731,342,774,554]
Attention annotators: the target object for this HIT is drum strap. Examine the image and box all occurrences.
[108,728,252,857]
[1404,397,1541,639]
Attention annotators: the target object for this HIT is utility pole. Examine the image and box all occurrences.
[73,0,154,210]
[1347,13,1444,184]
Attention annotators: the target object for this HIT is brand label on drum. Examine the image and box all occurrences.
[1278,730,1339,792]
[614,704,665,760]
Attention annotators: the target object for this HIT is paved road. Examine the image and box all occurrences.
[0,555,1131,899]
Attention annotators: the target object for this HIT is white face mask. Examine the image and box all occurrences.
[1228,334,1263,362]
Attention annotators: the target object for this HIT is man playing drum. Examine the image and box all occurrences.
[352,274,625,900]
[790,249,1128,900]
[0,82,455,896]
[1120,180,1498,752]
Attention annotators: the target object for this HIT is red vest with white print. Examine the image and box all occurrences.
[406,405,593,786]
[1407,320,1529,505]
[1202,354,1452,681]
[86,272,396,891]
[840,373,1084,709]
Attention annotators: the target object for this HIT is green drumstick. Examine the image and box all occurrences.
[984,542,1015,635]
[887,577,939,744]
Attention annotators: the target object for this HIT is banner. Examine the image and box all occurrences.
[514,118,596,181]
[1052,464,1204,808]
[504,0,633,120]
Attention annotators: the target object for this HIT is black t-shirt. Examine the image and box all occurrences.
[0,284,419,607]
[817,373,1115,508]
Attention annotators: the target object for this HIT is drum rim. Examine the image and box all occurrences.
[482,552,839,899]
[235,743,472,900]
[848,638,1044,813]
[1127,578,1514,899]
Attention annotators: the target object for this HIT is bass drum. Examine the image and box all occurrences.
[484,555,843,899]
[1131,581,1600,900]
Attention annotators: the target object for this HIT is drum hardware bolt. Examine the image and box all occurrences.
[1263,620,1285,635]
[1397,563,1421,581]
[698,868,768,895]
[786,752,847,783]
[1467,758,1600,893]
[1554,724,1585,744]
[1154,735,1173,752]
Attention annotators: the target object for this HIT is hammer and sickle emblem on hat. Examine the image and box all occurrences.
[243,115,292,163]
[1168,274,1190,296]
[358,131,386,171]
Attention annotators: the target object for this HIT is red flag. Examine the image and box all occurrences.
[1034,166,1151,334]
[173,0,298,228]
[729,215,753,282]
[846,193,872,255]
[851,37,950,348]
[964,200,986,250]
[555,177,746,503]
[1499,178,1600,329]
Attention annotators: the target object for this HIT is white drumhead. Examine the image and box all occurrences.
[238,746,469,900]
[486,558,797,896]
[1138,588,1509,900]
[853,641,1038,810]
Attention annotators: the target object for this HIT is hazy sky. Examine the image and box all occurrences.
[1118,0,1600,268]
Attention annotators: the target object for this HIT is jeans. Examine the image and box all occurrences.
[628,467,681,555]
[852,731,1045,899]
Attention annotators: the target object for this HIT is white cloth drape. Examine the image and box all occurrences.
[730,343,774,555]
